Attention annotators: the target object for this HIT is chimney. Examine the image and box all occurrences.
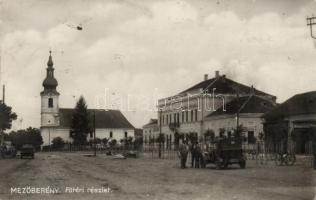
[250,85,255,95]
[215,70,220,78]
[204,74,208,81]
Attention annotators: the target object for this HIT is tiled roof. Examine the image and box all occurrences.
[58,108,134,129]
[263,91,316,121]
[180,75,275,98]
[207,95,275,117]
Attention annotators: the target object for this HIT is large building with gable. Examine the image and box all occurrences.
[40,52,135,146]
[263,91,316,154]
[157,71,276,143]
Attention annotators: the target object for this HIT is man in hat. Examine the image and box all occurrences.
[178,140,189,169]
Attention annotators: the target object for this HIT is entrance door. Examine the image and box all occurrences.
[293,128,311,154]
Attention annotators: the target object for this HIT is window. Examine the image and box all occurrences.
[248,131,255,144]
[125,132,128,138]
[191,110,193,122]
[182,111,184,122]
[174,113,176,123]
[110,131,113,138]
[177,113,179,123]
[48,98,53,108]
[162,115,164,125]
[186,111,188,122]
[166,115,169,124]
[169,114,172,123]
[195,109,198,121]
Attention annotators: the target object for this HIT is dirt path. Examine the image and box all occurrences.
[0,152,315,200]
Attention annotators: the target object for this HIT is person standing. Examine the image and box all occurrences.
[178,140,189,169]
[190,142,197,168]
[195,143,201,168]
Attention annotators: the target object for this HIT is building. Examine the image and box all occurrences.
[157,71,276,143]
[263,91,316,154]
[204,95,275,144]
[142,119,159,143]
[134,128,143,140]
[40,52,135,146]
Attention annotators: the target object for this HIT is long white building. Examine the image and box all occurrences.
[157,71,276,143]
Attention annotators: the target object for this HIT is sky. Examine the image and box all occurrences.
[1,0,316,130]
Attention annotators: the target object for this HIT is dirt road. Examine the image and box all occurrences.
[0,152,315,200]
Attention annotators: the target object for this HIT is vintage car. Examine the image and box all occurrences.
[20,144,35,159]
[203,136,246,169]
[0,142,17,158]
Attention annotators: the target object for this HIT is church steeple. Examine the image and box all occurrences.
[42,51,58,94]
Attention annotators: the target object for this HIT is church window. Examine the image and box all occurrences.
[125,132,128,138]
[110,131,113,138]
[48,98,53,108]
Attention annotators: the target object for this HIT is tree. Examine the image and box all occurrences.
[109,139,117,148]
[94,137,101,144]
[0,103,17,144]
[101,138,108,145]
[52,137,65,149]
[9,127,43,150]
[69,96,91,145]
[204,129,215,143]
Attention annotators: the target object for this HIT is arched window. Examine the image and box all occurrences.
[110,131,113,138]
[48,98,53,108]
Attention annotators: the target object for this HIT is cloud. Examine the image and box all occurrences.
[1,0,316,130]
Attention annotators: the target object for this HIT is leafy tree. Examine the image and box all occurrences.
[94,137,102,144]
[52,137,65,149]
[0,103,17,131]
[101,138,108,145]
[9,127,43,150]
[204,129,215,142]
[0,102,17,144]
[69,96,91,145]
[109,139,117,148]
[155,134,165,143]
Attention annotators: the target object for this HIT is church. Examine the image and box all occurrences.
[40,52,135,146]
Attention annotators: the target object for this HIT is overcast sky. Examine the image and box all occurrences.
[1,0,316,130]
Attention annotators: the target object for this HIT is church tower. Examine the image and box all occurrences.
[40,51,60,128]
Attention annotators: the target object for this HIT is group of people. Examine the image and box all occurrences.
[178,140,205,169]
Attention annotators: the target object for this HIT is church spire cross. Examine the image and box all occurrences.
[42,51,58,92]
[47,50,53,67]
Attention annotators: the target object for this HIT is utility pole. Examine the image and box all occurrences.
[93,110,96,157]
[236,87,240,136]
[158,109,162,159]
[307,16,316,39]
[2,85,5,104]
[306,15,316,169]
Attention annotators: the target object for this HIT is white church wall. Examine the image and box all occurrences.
[41,127,135,146]
[94,128,135,141]
[41,127,72,146]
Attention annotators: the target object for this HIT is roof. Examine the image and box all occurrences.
[180,75,275,98]
[58,108,134,129]
[143,119,158,128]
[207,95,275,117]
[134,128,143,137]
[263,91,316,121]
